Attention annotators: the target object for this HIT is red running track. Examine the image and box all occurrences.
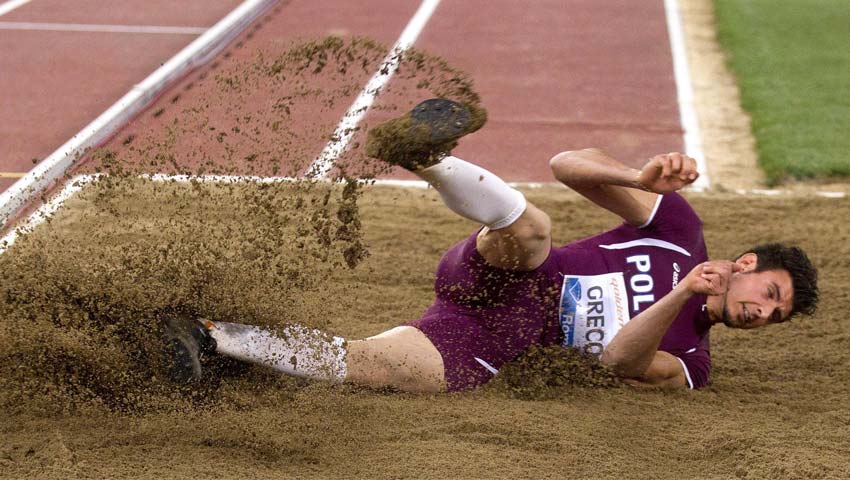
[0,0,245,193]
[1,0,683,196]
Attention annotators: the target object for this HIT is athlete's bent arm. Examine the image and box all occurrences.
[549,148,699,225]
[602,261,740,387]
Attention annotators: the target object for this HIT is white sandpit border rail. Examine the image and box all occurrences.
[0,0,33,17]
[0,0,277,231]
[2,172,844,256]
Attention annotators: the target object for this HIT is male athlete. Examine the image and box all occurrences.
[165,99,818,391]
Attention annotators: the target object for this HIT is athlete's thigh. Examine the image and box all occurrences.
[476,202,552,271]
[346,326,446,393]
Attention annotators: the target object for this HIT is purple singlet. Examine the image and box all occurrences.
[407,193,711,391]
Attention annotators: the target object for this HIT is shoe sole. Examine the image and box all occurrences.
[365,98,479,170]
[163,315,203,383]
[410,98,473,144]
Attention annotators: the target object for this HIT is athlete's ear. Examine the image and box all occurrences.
[735,253,758,272]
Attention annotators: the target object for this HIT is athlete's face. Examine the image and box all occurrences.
[721,254,794,329]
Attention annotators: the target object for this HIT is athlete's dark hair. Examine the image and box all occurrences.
[739,243,819,320]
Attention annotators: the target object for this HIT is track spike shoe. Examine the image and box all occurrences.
[162,312,217,384]
[365,98,486,170]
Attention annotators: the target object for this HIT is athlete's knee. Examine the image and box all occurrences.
[490,203,551,247]
[512,203,551,243]
[477,203,552,270]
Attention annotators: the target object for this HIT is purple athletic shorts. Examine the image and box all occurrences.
[407,231,562,391]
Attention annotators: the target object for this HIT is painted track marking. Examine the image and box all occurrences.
[0,174,100,255]
[0,0,277,231]
[0,21,207,34]
[2,172,845,256]
[0,0,31,17]
[308,0,442,179]
[664,0,709,191]
[0,172,27,178]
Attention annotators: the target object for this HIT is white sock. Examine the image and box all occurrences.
[416,156,526,229]
[207,321,347,383]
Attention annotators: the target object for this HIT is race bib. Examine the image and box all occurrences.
[559,273,631,357]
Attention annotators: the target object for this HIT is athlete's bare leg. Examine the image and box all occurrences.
[163,312,446,393]
[346,326,445,393]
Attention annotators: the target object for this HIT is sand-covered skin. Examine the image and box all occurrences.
[2,184,849,479]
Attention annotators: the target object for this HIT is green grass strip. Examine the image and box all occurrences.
[713,0,850,184]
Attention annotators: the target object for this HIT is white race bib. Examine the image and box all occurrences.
[558,273,631,357]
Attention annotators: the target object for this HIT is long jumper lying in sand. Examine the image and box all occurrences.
[164,98,819,392]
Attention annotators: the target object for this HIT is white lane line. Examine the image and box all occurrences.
[2,172,844,255]
[307,0,442,179]
[664,0,710,191]
[0,0,32,17]
[145,174,545,190]
[0,21,207,35]
[0,174,100,255]
[0,173,572,254]
[0,0,276,231]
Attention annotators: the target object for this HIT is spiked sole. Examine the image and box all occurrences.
[410,98,473,144]
[162,313,215,383]
[365,98,483,170]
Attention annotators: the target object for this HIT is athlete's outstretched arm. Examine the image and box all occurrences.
[602,261,740,387]
[549,148,699,226]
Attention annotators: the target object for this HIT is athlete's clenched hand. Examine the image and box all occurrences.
[682,261,742,296]
[636,152,700,193]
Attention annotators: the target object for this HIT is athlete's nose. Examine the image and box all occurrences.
[758,304,778,323]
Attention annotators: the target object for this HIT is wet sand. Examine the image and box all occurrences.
[2,183,848,479]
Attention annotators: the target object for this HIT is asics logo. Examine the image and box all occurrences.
[672,262,680,288]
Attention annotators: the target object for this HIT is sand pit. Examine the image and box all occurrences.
[1,181,849,479]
